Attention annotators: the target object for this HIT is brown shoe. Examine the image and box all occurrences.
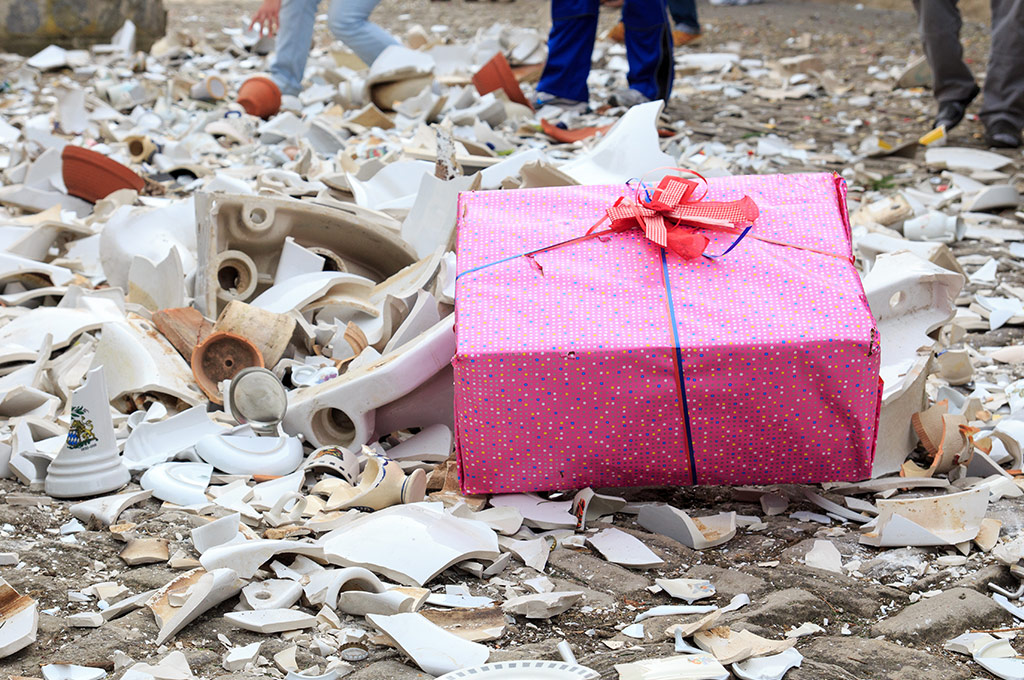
[607,21,625,42]
[673,30,701,47]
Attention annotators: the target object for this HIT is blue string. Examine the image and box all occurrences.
[703,225,753,260]
[661,249,699,485]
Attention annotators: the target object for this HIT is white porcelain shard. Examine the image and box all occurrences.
[902,211,964,243]
[325,448,423,511]
[276,237,326,284]
[571,487,627,530]
[385,424,453,463]
[497,536,551,571]
[146,568,244,645]
[223,641,261,671]
[199,539,324,579]
[804,540,843,573]
[367,612,489,676]
[45,367,131,498]
[0,578,37,659]
[587,528,663,569]
[322,502,499,586]
[141,462,214,506]
[124,406,222,471]
[694,627,796,665]
[190,513,242,554]
[127,249,186,312]
[284,315,455,449]
[450,503,523,535]
[194,433,304,476]
[69,489,152,526]
[925,147,1014,172]
[400,173,478,259]
[614,654,729,680]
[501,591,585,619]
[348,160,434,211]
[249,470,305,511]
[860,487,989,547]
[655,578,715,603]
[732,648,804,680]
[634,604,717,622]
[637,505,737,550]
[251,271,374,315]
[224,608,317,633]
[41,666,106,680]
[973,638,1024,680]
[241,579,304,610]
[560,101,674,185]
[489,493,576,530]
[91,319,203,409]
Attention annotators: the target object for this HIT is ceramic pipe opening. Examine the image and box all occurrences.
[242,204,274,231]
[307,247,348,273]
[128,139,146,158]
[312,407,358,449]
[215,250,258,301]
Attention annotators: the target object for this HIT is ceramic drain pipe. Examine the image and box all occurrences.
[284,314,455,449]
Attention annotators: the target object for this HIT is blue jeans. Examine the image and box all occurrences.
[538,0,673,102]
[270,0,398,95]
[668,0,700,34]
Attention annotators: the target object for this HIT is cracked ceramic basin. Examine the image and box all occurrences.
[193,192,417,317]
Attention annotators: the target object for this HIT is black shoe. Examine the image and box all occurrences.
[934,85,980,131]
[984,119,1022,148]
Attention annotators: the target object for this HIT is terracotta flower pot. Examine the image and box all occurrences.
[472,52,533,110]
[191,331,264,404]
[237,76,282,119]
[61,145,145,203]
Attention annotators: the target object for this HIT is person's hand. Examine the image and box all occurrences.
[250,0,282,36]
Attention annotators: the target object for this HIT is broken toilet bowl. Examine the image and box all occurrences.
[191,332,264,404]
[284,315,455,449]
[44,367,130,499]
[191,75,227,102]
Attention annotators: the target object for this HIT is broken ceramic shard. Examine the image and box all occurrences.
[586,528,663,569]
[45,367,130,498]
[614,655,729,680]
[655,578,715,603]
[224,608,317,633]
[69,489,152,526]
[367,612,489,676]
[731,648,803,680]
[694,627,796,665]
[501,591,584,619]
[860,487,989,547]
[637,505,737,550]
[324,448,425,510]
[141,462,213,506]
[323,502,499,586]
[0,578,37,659]
[146,567,244,645]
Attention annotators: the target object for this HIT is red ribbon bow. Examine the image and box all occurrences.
[604,175,760,259]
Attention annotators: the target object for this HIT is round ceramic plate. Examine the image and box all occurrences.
[435,661,600,680]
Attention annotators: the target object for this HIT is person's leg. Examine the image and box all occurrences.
[327,0,399,67]
[622,0,673,100]
[911,0,978,106]
[537,0,599,102]
[980,0,1024,132]
[667,0,699,34]
[270,0,320,95]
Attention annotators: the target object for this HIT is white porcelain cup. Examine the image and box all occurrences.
[902,211,962,243]
[191,75,228,101]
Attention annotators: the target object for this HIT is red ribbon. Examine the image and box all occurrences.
[599,175,760,259]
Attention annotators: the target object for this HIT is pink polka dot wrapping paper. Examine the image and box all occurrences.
[453,172,882,494]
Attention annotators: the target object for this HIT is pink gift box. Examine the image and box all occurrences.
[453,172,882,494]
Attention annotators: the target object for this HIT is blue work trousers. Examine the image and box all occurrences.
[538,0,674,102]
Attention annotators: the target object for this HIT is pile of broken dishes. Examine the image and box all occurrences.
[0,6,1024,680]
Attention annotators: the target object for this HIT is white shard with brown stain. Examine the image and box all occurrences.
[0,578,37,658]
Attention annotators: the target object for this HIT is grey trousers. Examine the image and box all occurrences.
[912,0,1024,128]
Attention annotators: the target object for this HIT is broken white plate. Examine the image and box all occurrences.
[804,540,843,573]
[199,538,324,579]
[587,528,663,568]
[732,648,803,680]
[637,505,737,550]
[194,433,304,476]
[655,578,715,603]
[973,638,1024,680]
[634,604,717,622]
[140,462,214,506]
[435,661,599,679]
[614,654,729,680]
[367,612,489,676]
[323,502,499,586]
[925,147,1013,172]
[489,494,576,530]
[501,591,584,619]
[860,487,989,547]
[250,271,374,315]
